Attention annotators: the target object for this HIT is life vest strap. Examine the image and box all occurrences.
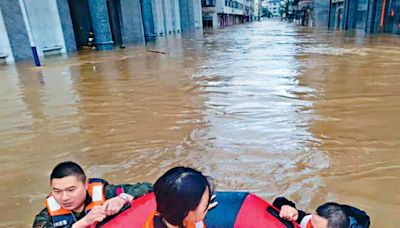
[46,196,72,216]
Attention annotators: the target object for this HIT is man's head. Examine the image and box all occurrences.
[311,202,349,228]
[50,161,88,211]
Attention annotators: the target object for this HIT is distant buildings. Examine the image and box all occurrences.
[201,0,254,28]
[253,0,263,20]
[263,0,282,17]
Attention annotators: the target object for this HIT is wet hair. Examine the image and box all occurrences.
[154,166,213,227]
[50,161,86,183]
[316,202,349,228]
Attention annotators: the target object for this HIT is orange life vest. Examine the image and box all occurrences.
[45,178,106,227]
[143,211,206,228]
[300,214,313,228]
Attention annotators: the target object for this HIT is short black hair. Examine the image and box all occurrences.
[50,161,86,182]
[316,202,349,228]
[154,167,213,227]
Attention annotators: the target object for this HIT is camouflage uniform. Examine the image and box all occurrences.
[33,180,153,228]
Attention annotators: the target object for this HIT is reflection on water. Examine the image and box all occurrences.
[0,20,399,227]
[190,25,327,205]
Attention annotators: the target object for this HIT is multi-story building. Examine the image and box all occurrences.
[264,0,282,17]
[201,0,254,28]
[292,0,314,26]
[253,0,263,20]
[0,0,203,64]
[327,0,400,35]
[244,0,254,23]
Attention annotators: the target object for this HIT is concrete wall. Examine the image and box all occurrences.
[152,0,181,36]
[120,0,145,44]
[0,9,14,63]
[163,0,173,34]
[313,0,330,27]
[0,1,32,61]
[253,0,261,18]
[24,0,66,56]
[370,0,382,33]
[173,0,181,32]
[141,0,156,41]
[179,0,190,31]
[88,0,113,50]
[193,0,202,28]
[56,0,77,52]
[152,0,165,35]
[180,0,202,31]
[343,0,358,30]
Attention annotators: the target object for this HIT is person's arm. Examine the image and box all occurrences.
[105,182,153,199]
[273,197,309,224]
[273,197,296,209]
[71,205,107,228]
[33,206,107,228]
[101,182,153,216]
[32,208,54,228]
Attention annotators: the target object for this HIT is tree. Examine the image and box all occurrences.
[262,7,272,17]
[279,0,295,19]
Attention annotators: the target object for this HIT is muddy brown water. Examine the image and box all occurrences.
[1,20,399,227]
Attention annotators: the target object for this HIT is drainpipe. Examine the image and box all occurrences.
[19,0,40,67]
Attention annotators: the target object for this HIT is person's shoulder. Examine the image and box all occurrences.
[88,178,109,185]
[341,205,370,228]
[272,196,296,209]
[32,208,52,228]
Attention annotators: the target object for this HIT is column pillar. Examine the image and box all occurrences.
[88,0,113,50]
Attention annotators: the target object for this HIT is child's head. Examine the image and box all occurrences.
[154,166,213,227]
[312,202,349,228]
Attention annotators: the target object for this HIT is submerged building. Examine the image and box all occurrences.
[0,0,203,64]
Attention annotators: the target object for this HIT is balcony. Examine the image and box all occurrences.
[201,0,215,7]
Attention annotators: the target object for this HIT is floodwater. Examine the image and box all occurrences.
[1,20,400,227]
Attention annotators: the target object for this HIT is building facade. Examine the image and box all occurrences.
[265,0,282,17]
[201,0,254,28]
[293,0,400,35]
[326,0,400,35]
[291,0,314,26]
[0,0,202,64]
[333,0,400,35]
[253,0,263,20]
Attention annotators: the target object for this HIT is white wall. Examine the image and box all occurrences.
[169,0,180,33]
[193,0,202,28]
[153,0,165,35]
[0,9,14,63]
[24,0,66,56]
[163,0,173,34]
[153,0,181,35]
[173,0,181,32]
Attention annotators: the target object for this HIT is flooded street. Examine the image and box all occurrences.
[1,20,400,227]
